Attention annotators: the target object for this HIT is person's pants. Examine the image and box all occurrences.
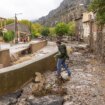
[57,58,71,76]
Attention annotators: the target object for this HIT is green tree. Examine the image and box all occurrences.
[32,23,43,33]
[19,20,31,27]
[68,21,76,36]
[89,0,105,25]
[49,27,56,41]
[6,19,14,25]
[55,22,69,36]
[89,0,105,61]
[3,31,15,42]
[41,27,50,37]
[49,27,56,37]
[31,23,43,38]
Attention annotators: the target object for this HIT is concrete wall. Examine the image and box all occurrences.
[15,40,47,57]
[0,49,57,96]
[0,37,3,42]
[30,40,47,53]
[0,49,11,67]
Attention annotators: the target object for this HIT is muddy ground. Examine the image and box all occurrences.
[0,42,105,105]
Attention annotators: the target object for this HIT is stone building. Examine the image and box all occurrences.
[82,12,97,43]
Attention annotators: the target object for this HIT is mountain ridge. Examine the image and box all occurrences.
[35,0,92,26]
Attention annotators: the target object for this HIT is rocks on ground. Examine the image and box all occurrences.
[0,42,105,105]
[27,95,64,105]
[0,90,23,105]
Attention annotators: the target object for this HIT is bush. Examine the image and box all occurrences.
[41,27,50,37]
[3,31,15,42]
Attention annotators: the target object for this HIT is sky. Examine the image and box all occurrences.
[0,0,63,20]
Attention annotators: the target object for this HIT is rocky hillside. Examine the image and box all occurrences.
[35,0,92,26]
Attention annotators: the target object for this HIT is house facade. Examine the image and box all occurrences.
[5,23,31,43]
[82,12,96,43]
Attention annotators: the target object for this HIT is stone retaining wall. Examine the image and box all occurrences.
[0,49,57,96]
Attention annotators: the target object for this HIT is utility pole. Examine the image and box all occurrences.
[30,21,32,40]
[15,14,18,43]
[14,13,22,43]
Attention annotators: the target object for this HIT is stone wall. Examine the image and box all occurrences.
[30,40,47,53]
[0,49,57,96]
[0,49,11,67]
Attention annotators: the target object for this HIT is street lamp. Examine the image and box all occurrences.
[14,13,22,43]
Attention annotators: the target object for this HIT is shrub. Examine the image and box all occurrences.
[3,31,15,42]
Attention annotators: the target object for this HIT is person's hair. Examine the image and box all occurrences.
[56,40,61,44]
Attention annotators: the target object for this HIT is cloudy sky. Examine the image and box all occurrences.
[0,0,63,20]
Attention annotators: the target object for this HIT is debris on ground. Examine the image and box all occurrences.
[0,42,105,105]
[32,72,67,97]
[27,95,64,105]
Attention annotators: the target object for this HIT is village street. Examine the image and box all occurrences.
[0,0,105,104]
[0,42,105,105]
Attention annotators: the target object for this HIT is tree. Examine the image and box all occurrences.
[89,0,105,25]
[68,21,76,36]
[19,20,31,27]
[31,23,43,38]
[41,27,50,37]
[6,19,14,25]
[49,27,56,41]
[32,23,43,33]
[49,27,56,36]
[3,31,15,42]
[89,0,105,61]
[55,22,69,36]
[67,21,76,41]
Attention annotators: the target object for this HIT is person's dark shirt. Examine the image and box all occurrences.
[57,44,69,59]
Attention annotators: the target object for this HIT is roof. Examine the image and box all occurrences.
[5,23,31,35]
[0,17,6,20]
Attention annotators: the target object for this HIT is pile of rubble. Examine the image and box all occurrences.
[0,71,67,105]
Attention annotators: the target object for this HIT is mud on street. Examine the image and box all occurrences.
[0,42,105,105]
